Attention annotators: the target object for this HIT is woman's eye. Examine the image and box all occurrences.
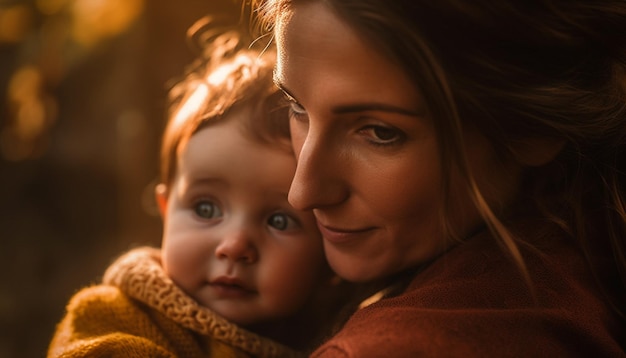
[194,201,222,219]
[267,213,299,231]
[288,101,307,119]
[360,125,404,145]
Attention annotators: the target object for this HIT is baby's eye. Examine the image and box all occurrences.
[194,201,222,219]
[267,213,299,231]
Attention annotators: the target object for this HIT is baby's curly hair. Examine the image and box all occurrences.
[159,15,288,188]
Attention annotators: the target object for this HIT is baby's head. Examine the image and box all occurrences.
[155,22,332,337]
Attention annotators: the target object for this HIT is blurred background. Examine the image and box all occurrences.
[0,0,241,356]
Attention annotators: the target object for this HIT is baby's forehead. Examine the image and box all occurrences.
[180,119,295,174]
[172,135,296,214]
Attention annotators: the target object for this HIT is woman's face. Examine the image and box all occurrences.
[274,1,521,282]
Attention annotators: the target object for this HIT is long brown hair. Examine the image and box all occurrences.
[253,0,626,316]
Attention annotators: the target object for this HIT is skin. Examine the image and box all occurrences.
[274,1,523,282]
[156,106,328,326]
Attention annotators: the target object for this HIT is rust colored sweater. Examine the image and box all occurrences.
[48,247,303,358]
[312,221,625,357]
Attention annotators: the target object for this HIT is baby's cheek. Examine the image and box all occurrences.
[162,234,204,290]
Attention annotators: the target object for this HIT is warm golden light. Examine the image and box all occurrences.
[3,66,57,161]
[0,5,34,44]
[70,0,144,46]
[36,0,71,16]
[8,66,42,107]
[172,83,209,130]
[207,52,255,87]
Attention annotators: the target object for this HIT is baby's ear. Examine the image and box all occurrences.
[511,137,566,167]
[155,184,169,218]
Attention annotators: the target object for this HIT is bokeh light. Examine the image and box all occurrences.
[71,0,144,47]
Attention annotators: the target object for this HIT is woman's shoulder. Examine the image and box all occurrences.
[405,218,591,307]
[312,219,625,357]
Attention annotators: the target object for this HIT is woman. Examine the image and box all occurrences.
[253,0,626,356]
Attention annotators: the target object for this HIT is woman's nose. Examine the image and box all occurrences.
[288,127,349,211]
[214,227,258,264]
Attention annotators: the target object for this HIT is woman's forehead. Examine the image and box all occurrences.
[275,1,425,114]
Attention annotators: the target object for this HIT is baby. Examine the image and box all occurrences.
[48,23,352,358]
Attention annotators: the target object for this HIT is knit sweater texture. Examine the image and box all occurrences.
[48,247,303,358]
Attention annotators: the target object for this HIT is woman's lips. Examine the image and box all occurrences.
[317,223,375,244]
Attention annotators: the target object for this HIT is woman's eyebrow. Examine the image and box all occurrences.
[274,80,425,117]
[332,103,423,117]
[274,80,296,100]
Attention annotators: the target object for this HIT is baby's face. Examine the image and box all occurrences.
[159,110,327,326]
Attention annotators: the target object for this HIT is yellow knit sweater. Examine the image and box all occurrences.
[48,247,303,358]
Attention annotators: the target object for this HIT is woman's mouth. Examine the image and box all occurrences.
[317,223,376,244]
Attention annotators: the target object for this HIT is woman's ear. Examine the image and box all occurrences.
[511,138,566,167]
[155,183,169,218]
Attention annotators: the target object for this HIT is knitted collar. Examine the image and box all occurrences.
[103,247,303,358]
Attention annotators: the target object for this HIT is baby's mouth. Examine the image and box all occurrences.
[209,277,256,297]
